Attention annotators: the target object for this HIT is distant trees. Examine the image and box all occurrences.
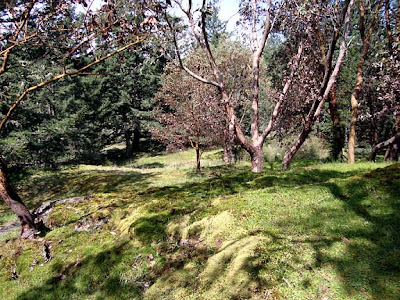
[0,0,158,237]
[262,0,398,167]
[1,0,399,237]
[89,50,164,159]
[348,0,384,164]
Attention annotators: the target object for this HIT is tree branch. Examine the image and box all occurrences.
[262,41,304,140]
[164,11,221,88]
[0,0,38,75]
[0,35,147,133]
[370,133,400,161]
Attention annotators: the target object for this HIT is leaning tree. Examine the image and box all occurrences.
[281,0,355,169]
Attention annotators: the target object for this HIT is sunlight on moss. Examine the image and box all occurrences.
[200,236,269,299]
[145,235,270,300]
[0,148,398,299]
[187,211,246,246]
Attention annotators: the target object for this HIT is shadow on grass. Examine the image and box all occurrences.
[327,165,399,297]
[139,165,374,211]
[129,210,181,245]
[4,162,400,299]
[134,162,164,169]
[13,169,153,211]
[284,163,400,298]
[122,164,395,298]
[155,163,398,298]
[15,241,144,300]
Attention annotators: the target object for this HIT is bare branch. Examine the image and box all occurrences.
[164,12,221,88]
[0,0,38,75]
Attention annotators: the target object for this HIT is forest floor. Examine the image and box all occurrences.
[0,149,399,300]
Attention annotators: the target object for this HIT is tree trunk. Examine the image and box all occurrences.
[250,146,263,173]
[384,143,400,161]
[223,141,230,165]
[348,0,384,164]
[390,142,399,161]
[282,121,312,170]
[348,92,359,164]
[132,126,140,152]
[125,129,133,158]
[384,114,400,161]
[281,0,354,170]
[0,157,38,238]
[384,146,392,161]
[370,133,400,161]
[328,87,345,160]
[195,136,201,172]
[223,121,234,165]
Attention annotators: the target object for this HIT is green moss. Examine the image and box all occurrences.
[0,149,399,299]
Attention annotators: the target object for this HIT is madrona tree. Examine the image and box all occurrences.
[281,0,355,169]
[164,0,304,172]
[348,0,385,164]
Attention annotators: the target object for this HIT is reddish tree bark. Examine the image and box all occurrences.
[282,0,355,170]
[315,18,345,161]
[168,0,303,173]
[328,87,345,160]
[383,114,400,161]
[348,0,384,164]
[370,133,400,161]
[0,157,38,238]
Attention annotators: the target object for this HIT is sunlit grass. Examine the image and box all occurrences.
[0,148,398,299]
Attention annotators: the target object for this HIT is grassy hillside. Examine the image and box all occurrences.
[0,149,399,299]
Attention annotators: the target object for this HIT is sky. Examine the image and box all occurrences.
[216,0,241,32]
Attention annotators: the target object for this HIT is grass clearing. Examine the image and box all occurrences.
[0,149,399,299]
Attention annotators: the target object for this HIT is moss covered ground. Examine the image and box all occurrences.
[0,149,399,299]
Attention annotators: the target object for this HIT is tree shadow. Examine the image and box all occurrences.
[123,165,391,298]
[15,169,153,210]
[4,162,399,299]
[140,166,374,209]
[15,241,145,300]
[291,163,400,298]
